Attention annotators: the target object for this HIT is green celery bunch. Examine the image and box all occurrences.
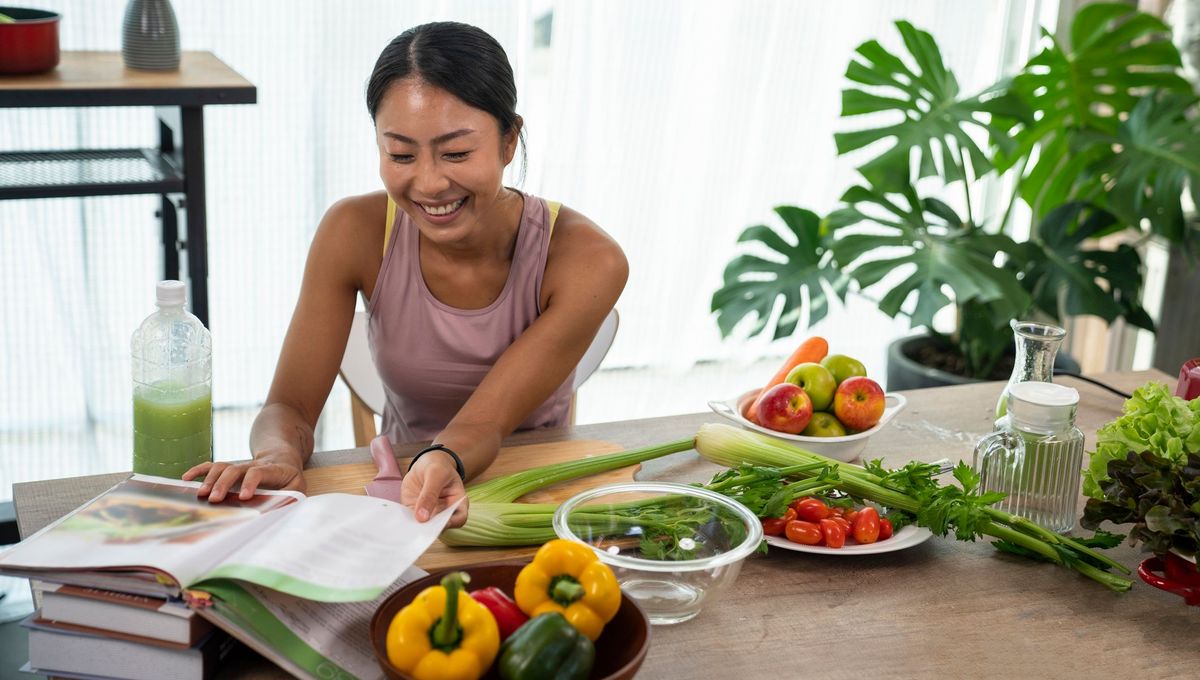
[694,423,1133,592]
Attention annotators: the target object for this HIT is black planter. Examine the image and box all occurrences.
[886,332,1083,391]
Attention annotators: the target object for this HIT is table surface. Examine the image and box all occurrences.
[14,369,1198,679]
[0,51,256,107]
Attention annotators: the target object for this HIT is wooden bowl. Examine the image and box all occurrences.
[370,562,649,680]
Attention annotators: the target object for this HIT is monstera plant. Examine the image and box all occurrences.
[712,4,1200,381]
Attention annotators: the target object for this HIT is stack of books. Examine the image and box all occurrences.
[23,583,237,680]
[0,474,455,679]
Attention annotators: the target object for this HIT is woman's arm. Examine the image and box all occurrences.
[185,194,383,502]
[403,206,629,521]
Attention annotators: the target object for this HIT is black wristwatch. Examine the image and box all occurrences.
[408,444,467,481]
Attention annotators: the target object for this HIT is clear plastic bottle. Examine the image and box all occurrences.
[131,280,212,477]
[974,381,1084,533]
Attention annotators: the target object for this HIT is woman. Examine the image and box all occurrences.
[183,22,627,528]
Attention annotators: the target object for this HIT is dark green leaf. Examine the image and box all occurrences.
[710,206,844,340]
[835,20,1021,191]
[1011,3,1193,218]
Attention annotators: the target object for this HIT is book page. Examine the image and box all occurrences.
[0,475,302,588]
[199,567,427,680]
[196,496,457,602]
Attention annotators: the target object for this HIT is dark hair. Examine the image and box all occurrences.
[367,22,525,178]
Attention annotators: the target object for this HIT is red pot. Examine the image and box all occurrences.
[1139,552,1200,606]
[0,7,61,75]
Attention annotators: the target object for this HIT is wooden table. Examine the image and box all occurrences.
[0,51,257,327]
[13,370,1197,678]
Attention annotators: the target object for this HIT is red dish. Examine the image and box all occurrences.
[0,7,61,75]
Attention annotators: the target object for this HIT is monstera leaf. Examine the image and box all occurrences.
[826,183,1029,329]
[1012,203,1153,330]
[835,20,1030,192]
[1079,93,1200,246]
[711,206,847,340]
[1008,3,1193,218]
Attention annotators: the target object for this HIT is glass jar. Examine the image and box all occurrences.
[995,320,1067,420]
[975,381,1084,533]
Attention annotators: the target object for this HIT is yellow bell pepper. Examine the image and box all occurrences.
[514,539,620,641]
[386,572,499,680]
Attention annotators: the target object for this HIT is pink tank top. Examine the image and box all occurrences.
[367,192,574,444]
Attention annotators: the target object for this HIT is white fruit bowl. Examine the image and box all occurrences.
[707,390,907,462]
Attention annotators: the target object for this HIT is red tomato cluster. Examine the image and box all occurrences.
[761,497,895,548]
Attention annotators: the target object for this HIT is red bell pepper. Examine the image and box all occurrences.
[469,586,529,641]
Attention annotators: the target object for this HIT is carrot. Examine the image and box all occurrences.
[742,336,830,423]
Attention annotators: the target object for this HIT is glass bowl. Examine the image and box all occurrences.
[552,482,762,625]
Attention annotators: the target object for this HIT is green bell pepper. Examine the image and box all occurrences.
[498,612,595,680]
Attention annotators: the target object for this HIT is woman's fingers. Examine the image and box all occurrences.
[196,462,230,496]
[446,493,469,528]
[205,463,249,503]
[181,461,213,482]
[414,468,449,522]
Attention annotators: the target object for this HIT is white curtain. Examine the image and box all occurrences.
[0,0,1052,498]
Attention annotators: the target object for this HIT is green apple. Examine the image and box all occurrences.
[784,362,837,411]
[802,412,847,437]
[820,354,867,385]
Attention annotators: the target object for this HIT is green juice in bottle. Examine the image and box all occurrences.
[132,384,212,478]
[131,281,212,478]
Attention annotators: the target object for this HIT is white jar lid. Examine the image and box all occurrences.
[156,280,186,306]
[1009,381,1079,431]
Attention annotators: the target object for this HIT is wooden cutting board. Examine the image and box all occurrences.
[303,439,629,570]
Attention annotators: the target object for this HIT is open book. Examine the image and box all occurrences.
[0,475,457,679]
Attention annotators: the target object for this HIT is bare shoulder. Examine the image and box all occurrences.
[306,191,390,291]
[547,204,627,276]
[543,204,628,306]
[317,191,388,244]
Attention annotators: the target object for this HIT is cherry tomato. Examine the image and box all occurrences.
[831,515,852,537]
[794,498,831,522]
[829,506,846,517]
[785,520,823,545]
[783,507,798,523]
[819,518,845,548]
[762,518,787,536]
[844,509,860,525]
[853,507,881,544]
[878,518,894,541]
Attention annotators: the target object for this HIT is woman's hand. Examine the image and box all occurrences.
[401,451,469,528]
[183,450,306,503]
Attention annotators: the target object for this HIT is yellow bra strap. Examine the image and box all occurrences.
[383,196,397,257]
[548,200,562,237]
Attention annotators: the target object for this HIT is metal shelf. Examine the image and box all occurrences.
[0,148,185,200]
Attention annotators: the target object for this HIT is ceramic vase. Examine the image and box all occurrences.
[121,0,180,70]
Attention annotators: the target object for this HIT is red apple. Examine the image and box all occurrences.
[832,376,885,431]
[755,383,814,434]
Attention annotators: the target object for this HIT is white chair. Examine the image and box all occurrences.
[339,308,619,446]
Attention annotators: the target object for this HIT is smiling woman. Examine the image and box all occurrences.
[181,21,629,531]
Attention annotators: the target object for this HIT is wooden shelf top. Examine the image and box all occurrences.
[0,51,257,107]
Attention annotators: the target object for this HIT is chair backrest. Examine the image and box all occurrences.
[339,308,619,443]
[340,310,387,415]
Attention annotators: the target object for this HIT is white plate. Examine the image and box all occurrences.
[764,523,933,555]
[707,391,907,462]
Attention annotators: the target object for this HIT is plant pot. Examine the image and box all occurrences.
[886,332,1082,391]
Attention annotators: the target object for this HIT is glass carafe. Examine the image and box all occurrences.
[975,381,1084,533]
[995,320,1066,419]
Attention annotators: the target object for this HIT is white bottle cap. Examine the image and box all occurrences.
[1009,381,1079,433]
[156,280,187,306]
